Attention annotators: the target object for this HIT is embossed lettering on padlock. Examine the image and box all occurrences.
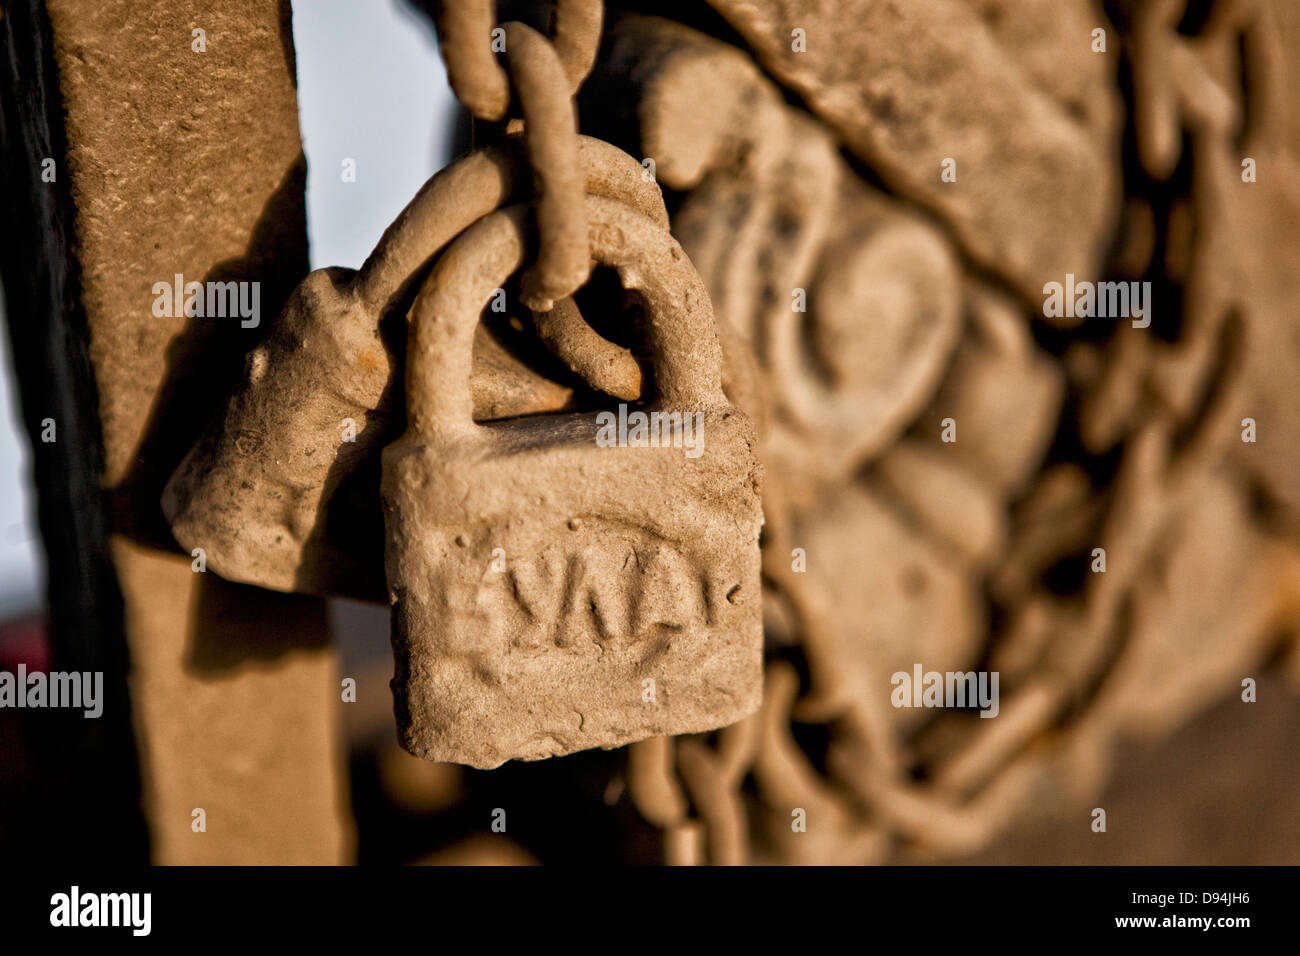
[382,196,764,769]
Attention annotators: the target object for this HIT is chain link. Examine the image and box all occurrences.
[433,1,603,311]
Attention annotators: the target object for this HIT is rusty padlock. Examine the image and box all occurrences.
[382,195,764,768]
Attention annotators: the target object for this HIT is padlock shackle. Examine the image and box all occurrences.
[404,196,726,442]
[354,138,668,314]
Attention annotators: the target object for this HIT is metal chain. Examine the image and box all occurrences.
[433,1,603,312]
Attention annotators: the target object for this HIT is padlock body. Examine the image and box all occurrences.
[382,406,763,768]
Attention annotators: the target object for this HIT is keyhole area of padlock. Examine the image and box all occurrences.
[472,265,656,421]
